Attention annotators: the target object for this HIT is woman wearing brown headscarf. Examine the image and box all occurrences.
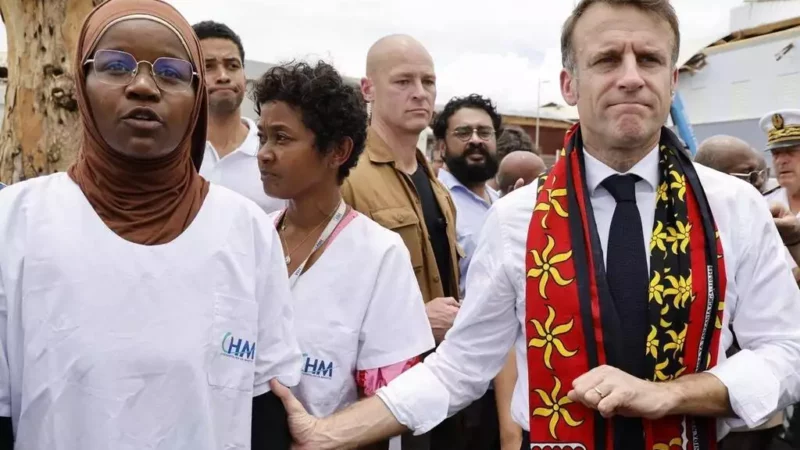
[0,1,300,448]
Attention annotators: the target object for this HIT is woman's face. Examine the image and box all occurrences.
[257,101,348,199]
[85,19,196,159]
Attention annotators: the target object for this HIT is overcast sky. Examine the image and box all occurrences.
[0,0,744,113]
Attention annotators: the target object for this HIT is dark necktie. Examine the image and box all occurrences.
[601,174,648,450]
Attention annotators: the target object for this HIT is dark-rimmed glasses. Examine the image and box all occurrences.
[84,49,197,93]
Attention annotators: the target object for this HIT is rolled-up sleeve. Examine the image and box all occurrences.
[377,203,521,434]
[708,192,800,428]
[253,221,302,396]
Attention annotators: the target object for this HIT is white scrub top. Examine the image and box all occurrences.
[270,211,435,418]
[0,173,302,450]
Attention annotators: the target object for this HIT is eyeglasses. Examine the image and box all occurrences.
[451,127,496,142]
[84,49,197,93]
[730,168,768,186]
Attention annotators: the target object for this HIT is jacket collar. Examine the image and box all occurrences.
[366,127,397,164]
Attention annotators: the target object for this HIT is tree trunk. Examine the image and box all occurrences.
[0,0,106,184]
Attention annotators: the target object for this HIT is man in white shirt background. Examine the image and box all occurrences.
[268,0,800,449]
[193,21,284,213]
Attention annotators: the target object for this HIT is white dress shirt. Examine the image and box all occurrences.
[377,147,800,440]
[437,169,500,298]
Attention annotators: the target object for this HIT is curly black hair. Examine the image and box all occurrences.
[432,94,503,140]
[497,125,539,159]
[192,21,245,63]
[251,61,367,182]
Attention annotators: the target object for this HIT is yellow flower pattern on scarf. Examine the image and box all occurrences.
[531,376,584,439]
[527,235,574,299]
[529,305,578,369]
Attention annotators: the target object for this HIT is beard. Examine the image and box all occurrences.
[445,143,499,187]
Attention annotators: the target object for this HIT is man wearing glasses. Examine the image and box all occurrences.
[433,94,501,298]
[432,95,507,450]
[694,135,769,191]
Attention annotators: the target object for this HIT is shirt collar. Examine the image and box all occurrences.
[238,117,260,156]
[583,146,660,195]
[438,169,500,202]
[437,169,460,190]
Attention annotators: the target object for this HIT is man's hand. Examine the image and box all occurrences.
[566,365,677,420]
[770,203,800,245]
[425,297,460,342]
[269,379,410,450]
[269,379,329,450]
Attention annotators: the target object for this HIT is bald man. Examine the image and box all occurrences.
[496,151,547,196]
[695,136,768,191]
[341,35,464,450]
[696,134,800,274]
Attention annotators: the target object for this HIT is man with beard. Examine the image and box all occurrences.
[193,21,284,213]
[433,94,501,298]
[433,94,503,450]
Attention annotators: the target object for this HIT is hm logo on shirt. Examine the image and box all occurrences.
[221,332,256,361]
[302,353,333,379]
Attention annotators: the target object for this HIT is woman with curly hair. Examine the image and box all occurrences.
[253,61,434,421]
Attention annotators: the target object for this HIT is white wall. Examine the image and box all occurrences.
[678,28,800,130]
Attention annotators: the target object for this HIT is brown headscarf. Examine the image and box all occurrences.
[67,0,209,245]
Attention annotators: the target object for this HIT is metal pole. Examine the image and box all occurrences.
[535,77,541,151]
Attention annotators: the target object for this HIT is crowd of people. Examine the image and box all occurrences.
[0,0,799,449]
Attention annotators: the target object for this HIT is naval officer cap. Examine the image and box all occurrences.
[760,109,800,151]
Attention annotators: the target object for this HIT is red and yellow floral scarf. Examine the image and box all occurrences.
[525,125,726,450]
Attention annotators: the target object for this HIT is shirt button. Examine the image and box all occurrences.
[433,276,440,283]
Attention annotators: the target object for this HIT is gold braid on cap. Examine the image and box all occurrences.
[769,127,800,145]
[768,113,800,145]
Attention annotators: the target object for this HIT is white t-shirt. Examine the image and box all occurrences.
[269,211,435,418]
[0,173,302,450]
[199,117,285,214]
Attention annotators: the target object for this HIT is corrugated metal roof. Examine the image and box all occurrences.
[679,3,800,71]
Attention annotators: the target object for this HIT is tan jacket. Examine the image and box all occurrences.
[342,128,461,302]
